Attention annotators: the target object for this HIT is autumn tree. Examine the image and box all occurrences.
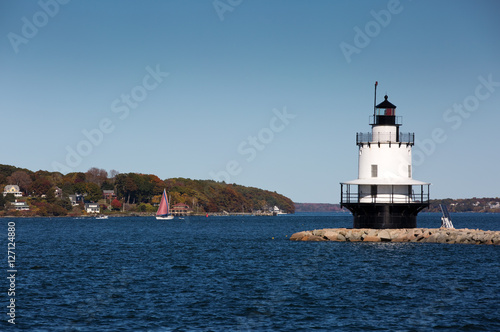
[85,183,103,202]
[66,172,86,184]
[116,174,139,203]
[109,169,119,180]
[0,165,21,179]
[49,172,63,187]
[30,178,52,197]
[4,193,15,203]
[73,182,102,202]
[86,167,108,186]
[101,181,114,190]
[147,175,165,196]
[0,194,5,211]
[111,198,122,210]
[46,203,67,216]
[45,187,56,203]
[55,197,72,211]
[115,173,155,204]
[7,171,32,194]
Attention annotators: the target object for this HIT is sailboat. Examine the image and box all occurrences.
[156,189,174,220]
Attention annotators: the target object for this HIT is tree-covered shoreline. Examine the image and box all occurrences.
[0,164,294,217]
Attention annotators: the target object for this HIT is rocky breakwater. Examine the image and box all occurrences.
[290,228,500,245]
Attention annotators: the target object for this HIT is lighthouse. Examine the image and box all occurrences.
[340,82,429,229]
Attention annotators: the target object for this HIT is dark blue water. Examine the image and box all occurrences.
[2,213,500,331]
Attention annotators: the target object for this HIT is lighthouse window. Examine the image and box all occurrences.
[371,164,378,178]
[408,165,412,178]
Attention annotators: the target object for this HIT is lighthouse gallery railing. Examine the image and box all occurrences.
[356,132,414,145]
[341,184,430,206]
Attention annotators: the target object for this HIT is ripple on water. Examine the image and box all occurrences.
[11,215,500,331]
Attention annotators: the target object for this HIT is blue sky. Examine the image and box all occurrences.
[1,0,499,203]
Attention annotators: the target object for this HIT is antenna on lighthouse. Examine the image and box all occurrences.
[374,81,378,117]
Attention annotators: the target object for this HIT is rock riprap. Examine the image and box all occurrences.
[290,228,500,245]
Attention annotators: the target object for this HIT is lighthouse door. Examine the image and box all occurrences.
[371,185,377,203]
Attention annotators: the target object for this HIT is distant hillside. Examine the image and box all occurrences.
[428,198,500,213]
[0,164,295,216]
[294,203,345,213]
[163,178,295,214]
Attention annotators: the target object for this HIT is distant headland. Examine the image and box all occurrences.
[0,164,294,217]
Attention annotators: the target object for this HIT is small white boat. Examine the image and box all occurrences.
[273,206,287,216]
[156,189,174,220]
[96,215,108,220]
[156,215,174,220]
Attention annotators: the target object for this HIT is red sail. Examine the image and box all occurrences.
[156,189,169,216]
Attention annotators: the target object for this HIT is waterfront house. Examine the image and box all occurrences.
[84,203,100,214]
[3,185,23,197]
[10,200,29,211]
[103,190,116,200]
[489,202,500,209]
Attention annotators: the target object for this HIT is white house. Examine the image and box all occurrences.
[10,200,29,211]
[84,203,100,214]
[489,202,500,209]
[3,185,23,197]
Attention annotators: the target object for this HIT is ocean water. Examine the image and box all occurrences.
[3,213,500,331]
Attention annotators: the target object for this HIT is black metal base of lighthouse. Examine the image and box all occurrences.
[343,203,428,229]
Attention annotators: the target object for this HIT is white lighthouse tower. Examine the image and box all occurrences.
[340,82,430,228]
